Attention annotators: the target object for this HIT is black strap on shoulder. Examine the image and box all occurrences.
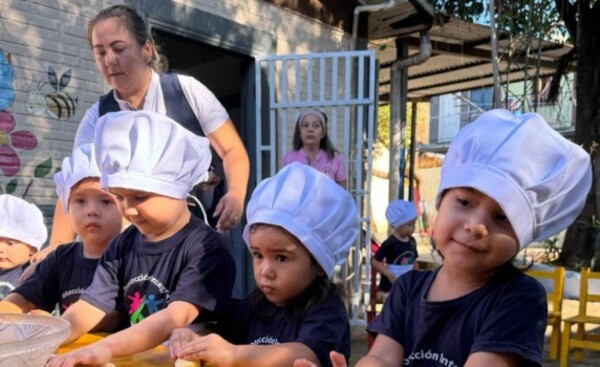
[98,73,202,138]
[158,73,204,137]
[98,90,119,117]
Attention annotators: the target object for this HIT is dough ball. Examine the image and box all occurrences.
[175,358,200,367]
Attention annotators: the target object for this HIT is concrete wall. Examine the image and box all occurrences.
[0,0,353,219]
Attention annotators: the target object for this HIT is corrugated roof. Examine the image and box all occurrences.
[361,1,573,101]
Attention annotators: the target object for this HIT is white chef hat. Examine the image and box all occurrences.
[436,109,592,249]
[243,163,360,277]
[54,143,100,212]
[94,111,211,198]
[386,200,417,229]
[0,194,47,251]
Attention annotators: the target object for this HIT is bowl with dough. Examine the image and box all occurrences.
[0,314,70,367]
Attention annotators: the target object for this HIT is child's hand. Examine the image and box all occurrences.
[294,351,348,367]
[171,333,235,366]
[44,342,113,367]
[169,327,201,359]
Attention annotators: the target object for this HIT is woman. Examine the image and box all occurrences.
[281,108,347,187]
[36,4,249,262]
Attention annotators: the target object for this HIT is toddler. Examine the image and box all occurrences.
[170,163,360,367]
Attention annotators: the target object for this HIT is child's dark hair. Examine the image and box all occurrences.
[86,4,166,72]
[292,109,339,160]
[248,274,344,322]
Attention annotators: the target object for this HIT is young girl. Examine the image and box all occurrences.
[295,109,592,367]
[281,109,347,186]
[0,194,47,299]
[45,111,236,367]
[169,163,360,367]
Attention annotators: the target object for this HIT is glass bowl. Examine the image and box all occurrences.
[0,314,70,367]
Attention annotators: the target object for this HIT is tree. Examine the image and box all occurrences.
[432,1,600,269]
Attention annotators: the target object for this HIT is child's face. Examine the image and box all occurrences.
[109,187,189,241]
[68,179,123,248]
[249,225,323,306]
[0,237,35,270]
[299,114,325,146]
[433,187,519,274]
[393,219,416,238]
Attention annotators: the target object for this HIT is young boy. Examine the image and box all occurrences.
[0,194,47,300]
[0,144,123,317]
[46,110,236,367]
[372,200,418,302]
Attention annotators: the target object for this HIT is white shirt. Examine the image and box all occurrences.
[74,71,229,148]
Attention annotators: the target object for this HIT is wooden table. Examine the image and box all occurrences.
[57,333,174,366]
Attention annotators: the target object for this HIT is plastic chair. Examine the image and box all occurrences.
[527,265,565,360]
[560,267,600,366]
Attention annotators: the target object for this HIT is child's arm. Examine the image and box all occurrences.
[61,299,108,344]
[293,335,405,367]
[464,351,521,367]
[172,332,320,367]
[0,293,35,313]
[46,300,199,367]
[371,258,396,283]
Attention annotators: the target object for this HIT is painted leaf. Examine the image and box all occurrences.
[34,157,52,178]
[48,66,58,91]
[6,178,17,194]
[59,69,71,91]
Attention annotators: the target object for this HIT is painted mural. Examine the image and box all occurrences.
[0,48,53,198]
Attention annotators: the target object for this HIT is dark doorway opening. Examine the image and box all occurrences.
[152,29,252,132]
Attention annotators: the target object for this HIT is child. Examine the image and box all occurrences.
[0,194,47,300]
[0,144,123,318]
[45,110,236,367]
[372,200,418,302]
[169,162,360,367]
[281,108,347,186]
[295,109,592,367]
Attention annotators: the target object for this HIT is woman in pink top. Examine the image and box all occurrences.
[281,109,347,187]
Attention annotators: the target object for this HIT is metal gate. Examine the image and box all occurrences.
[254,49,377,323]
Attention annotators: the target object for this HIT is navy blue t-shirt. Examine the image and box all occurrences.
[367,268,547,366]
[373,235,417,292]
[15,242,98,313]
[0,264,26,300]
[224,291,350,367]
[80,216,236,325]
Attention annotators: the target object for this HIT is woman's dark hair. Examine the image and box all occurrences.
[292,109,339,160]
[86,4,166,72]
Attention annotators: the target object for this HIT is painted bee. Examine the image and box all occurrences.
[26,66,77,120]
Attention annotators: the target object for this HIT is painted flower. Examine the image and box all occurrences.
[0,110,38,176]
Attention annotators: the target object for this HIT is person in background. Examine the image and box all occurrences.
[294,109,592,367]
[36,3,249,262]
[372,199,418,303]
[169,163,359,367]
[0,144,122,326]
[0,194,47,299]
[45,110,236,367]
[281,108,347,187]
